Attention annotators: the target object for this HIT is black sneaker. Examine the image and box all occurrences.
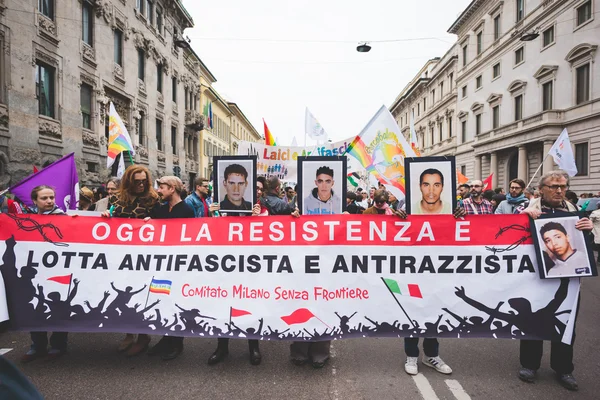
[147,337,170,356]
[518,367,536,383]
[557,374,578,391]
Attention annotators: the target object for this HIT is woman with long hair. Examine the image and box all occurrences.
[102,165,159,356]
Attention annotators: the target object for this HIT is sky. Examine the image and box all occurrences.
[182,0,473,146]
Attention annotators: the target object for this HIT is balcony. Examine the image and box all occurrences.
[185,110,204,131]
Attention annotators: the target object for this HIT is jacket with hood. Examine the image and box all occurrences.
[303,188,341,215]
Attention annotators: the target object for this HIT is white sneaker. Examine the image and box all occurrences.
[423,356,452,374]
[404,357,418,375]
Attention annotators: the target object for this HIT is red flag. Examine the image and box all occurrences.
[482,173,494,191]
[230,307,252,318]
[281,308,315,325]
[33,166,39,173]
[47,274,72,285]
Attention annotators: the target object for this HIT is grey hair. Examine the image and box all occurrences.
[107,177,121,187]
[538,170,569,189]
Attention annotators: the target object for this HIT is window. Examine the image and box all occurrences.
[576,1,592,26]
[542,81,553,110]
[516,0,524,22]
[492,105,500,129]
[542,26,555,48]
[461,120,467,142]
[82,1,93,46]
[493,63,501,79]
[576,63,590,104]
[156,118,163,151]
[146,0,154,23]
[114,30,123,66]
[475,114,481,135]
[136,0,144,13]
[476,31,483,55]
[184,88,189,109]
[36,62,55,118]
[80,83,92,129]
[423,98,426,112]
[462,45,467,66]
[156,5,163,34]
[461,165,467,176]
[476,75,482,89]
[448,73,453,90]
[431,89,436,103]
[514,94,523,121]
[448,117,452,137]
[438,121,443,142]
[493,15,501,40]
[138,112,146,146]
[137,49,145,81]
[575,142,588,175]
[440,82,444,97]
[515,47,524,65]
[430,127,434,146]
[462,85,467,98]
[38,0,54,20]
[172,77,177,103]
[171,126,177,155]
[157,64,163,93]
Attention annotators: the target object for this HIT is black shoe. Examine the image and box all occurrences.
[291,358,307,366]
[518,367,536,383]
[207,347,228,365]
[147,337,170,356]
[161,345,183,361]
[311,358,328,369]
[249,348,262,365]
[557,374,578,391]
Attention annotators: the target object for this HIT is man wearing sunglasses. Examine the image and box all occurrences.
[184,177,217,218]
[303,166,341,215]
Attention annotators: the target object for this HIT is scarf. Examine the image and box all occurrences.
[374,202,394,215]
[506,193,526,205]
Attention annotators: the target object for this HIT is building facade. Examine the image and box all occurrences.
[391,0,599,193]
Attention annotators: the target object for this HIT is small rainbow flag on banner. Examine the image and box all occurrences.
[149,278,172,295]
[263,119,276,146]
[107,102,135,168]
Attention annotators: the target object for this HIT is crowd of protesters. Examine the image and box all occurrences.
[1,166,599,393]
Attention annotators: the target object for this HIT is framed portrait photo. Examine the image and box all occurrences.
[213,156,257,214]
[405,156,457,215]
[297,156,347,215]
[531,214,597,279]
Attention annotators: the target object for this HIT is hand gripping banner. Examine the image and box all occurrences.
[0,213,579,343]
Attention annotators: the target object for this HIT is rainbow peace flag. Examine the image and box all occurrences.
[263,119,276,146]
[107,102,135,168]
[149,278,172,295]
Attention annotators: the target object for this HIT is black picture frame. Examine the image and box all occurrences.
[297,156,347,215]
[405,156,457,215]
[213,155,257,214]
[530,212,598,279]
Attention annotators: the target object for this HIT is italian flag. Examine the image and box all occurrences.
[383,278,422,299]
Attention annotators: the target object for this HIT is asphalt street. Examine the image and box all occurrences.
[2,275,599,400]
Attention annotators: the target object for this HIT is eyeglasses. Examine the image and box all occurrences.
[133,179,146,186]
[471,185,482,188]
[201,184,210,188]
[543,184,568,192]
[256,186,263,191]
[509,186,523,191]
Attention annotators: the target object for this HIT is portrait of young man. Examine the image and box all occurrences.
[217,160,255,213]
[297,158,346,215]
[405,157,455,215]
[538,221,591,277]
[302,165,341,215]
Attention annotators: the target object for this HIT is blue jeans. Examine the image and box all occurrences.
[404,338,439,357]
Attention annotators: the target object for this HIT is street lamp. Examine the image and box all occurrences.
[356,42,371,53]
[175,35,191,49]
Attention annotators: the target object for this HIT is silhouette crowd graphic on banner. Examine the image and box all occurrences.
[0,235,570,342]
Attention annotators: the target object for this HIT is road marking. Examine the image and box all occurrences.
[445,379,472,400]
[412,373,440,400]
[0,348,12,355]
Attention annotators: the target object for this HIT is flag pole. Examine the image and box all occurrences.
[526,153,550,189]
[128,151,134,165]
[314,315,332,330]
[144,275,154,308]
[381,277,417,329]
[229,306,232,325]
[67,273,73,299]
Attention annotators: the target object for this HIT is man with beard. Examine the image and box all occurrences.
[462,180,494,215]
[145,176,194,361]
[457,183,470,200]
[184,177,214,217]
[303,166,341,215]
[517,170,593,391]
[495,179,527,214]
[220,164,252,213]
[412,168,451,214]
[102,165,160,356]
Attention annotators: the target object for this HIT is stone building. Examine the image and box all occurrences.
[391,0,599,193]
[0,0,256,191]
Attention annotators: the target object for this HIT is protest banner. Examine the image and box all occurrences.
[0,213,579,344]
[237,138,360,183]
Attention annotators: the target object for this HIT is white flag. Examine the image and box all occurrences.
[548,128,577,176]
[290,136,298,147]
[305,108,328,141]
[116,153,126,178]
